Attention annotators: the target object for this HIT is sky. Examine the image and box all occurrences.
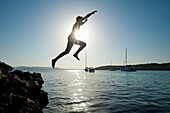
[0,0,170,69]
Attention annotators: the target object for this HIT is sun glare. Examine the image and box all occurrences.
[75,27,89,42]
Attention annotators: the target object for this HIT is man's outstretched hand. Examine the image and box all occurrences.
[92,10,97,15]
[83,10,97,20]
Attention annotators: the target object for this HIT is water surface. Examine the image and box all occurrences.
[24,69,170,113]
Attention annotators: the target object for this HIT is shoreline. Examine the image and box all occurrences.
[95,62,170,70]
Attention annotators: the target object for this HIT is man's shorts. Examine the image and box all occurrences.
[65,35,79,53]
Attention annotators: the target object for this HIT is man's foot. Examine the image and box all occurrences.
[52,59,56,68]
[73,54,80,61]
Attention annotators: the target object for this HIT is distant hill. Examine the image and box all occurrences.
[95,63,170,70]
[14,66,61,71]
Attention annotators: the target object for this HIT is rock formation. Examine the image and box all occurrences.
[0,61,48,113]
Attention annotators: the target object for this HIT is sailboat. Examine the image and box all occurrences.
[84,52,95,73]
[121,48,137,72]
[110,60,115,71]
[85,52,88,72]
[89,67,95,72]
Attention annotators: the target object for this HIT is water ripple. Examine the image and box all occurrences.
[38,70,170,113]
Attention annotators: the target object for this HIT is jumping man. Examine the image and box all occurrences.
[52,10,97,68]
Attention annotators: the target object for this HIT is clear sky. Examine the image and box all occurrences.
[0,0,170,68]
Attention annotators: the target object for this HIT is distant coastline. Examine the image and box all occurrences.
[14,62,170,71]
[14,66,82,71]
[95,63,170,71]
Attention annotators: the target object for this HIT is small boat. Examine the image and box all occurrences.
[121,48,137,72]
[89,67,95,73]
[109,60,115,71]
[85,67,88,72]
[84,52,95,73]
[84,52,88,72]
[121,67,136,72]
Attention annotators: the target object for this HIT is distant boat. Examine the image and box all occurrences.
[121,48,137,72]
[121,67,136,72]
[89,67,95,73]
[85,67,88,72]
[109,60,115,71]
[84,52,95,73]
[85,52,88,72]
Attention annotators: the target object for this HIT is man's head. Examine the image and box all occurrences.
[76,16,83,22]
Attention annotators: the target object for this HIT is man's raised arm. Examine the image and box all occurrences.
[83,10,97,20]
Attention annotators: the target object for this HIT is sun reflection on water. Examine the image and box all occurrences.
[67,71,89,112]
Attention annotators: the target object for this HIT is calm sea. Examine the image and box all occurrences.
[20,69,170,113]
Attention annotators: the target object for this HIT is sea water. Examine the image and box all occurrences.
[22,69,170,113]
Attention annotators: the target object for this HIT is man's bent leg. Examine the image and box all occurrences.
[73,40,86,60]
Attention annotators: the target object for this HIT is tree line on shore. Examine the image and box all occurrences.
[95,63,170,70]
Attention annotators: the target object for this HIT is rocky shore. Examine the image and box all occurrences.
[0,61,48,113]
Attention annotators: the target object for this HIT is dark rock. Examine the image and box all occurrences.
[0,61,49,113]
[30,90,49,108]
[0,61,13,74]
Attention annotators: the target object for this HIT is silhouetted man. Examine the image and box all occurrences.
[52,10,97,68]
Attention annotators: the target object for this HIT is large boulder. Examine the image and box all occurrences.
[0,61,13,74]
[0,61,48,113]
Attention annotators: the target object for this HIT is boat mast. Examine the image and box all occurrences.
[85,51,87,68]
[125,48,127,66]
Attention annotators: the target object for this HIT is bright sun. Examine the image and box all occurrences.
[75,27,88,42]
